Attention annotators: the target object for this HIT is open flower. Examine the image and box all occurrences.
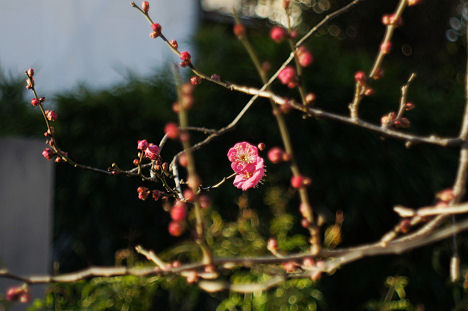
[227,142,264,190]
[233,156,265,190]
[227,141,259,173]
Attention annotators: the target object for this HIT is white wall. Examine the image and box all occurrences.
[0,0,198,95]
[0,138,53,309]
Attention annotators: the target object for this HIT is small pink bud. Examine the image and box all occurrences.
[144,143,160,160]
[380,42,392,54]
[436,188,454,202]
[151,23,161,36]
[164,122,179,139]
[282,152,291,162]
[297,46,313,67]
[283,262,297,273]
[389,14,403,26]
[278,66,296,85]
[178,153,188,167]
[137,186,150,200]
[31,98,40,107]
[45,110,58,121]
[233,23,246,37]
[26,78,34,89]
[6,286,30,303]
[172,101,180,113]
[283,0,290,9]
[42,148,55,160]
[190,76,202,85]
[171,202,187,221]
[142,1,149,13]
[267,238,278,251]
[354,71,366,83]
[301,218,311,228]
[133,158,139,166]
[257,142,266,151]
[179,51,191,67]
[382,14,391,26]
[405,102,415,111]
[364,88,374,96]
[170,40,178,49]
[291,175,304,188]
[137,139,148,150]
[204,264,215,273]
[172,260,181,268]
[168,221,184,236]
[44,127,55,137]
[305,93,316,105]
[268,147,284,163]
[289,30,298,39]
[26,68,34,77]
[372,68,384,80]
[270,26,287,43]
[162,162,169,171]
[183,189,195,202]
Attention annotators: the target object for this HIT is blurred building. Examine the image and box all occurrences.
[0,0,199,96]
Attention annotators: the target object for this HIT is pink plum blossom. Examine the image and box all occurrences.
[233,156,265,191]
[227,142,265,191]
[227,141,259,173]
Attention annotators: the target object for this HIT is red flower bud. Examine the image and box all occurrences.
[171,202,187,221]
[270,26,287,43]
[169,40,178,49]
[380,42,392,54]
[179,51,191,67]
[233,23,246,37]
[297,46,313,67]
[137,186,150,200]
[354,71,366,83]
[144,143,160,160]
[141,1,149,13]
[42,148,55,160]
[137,139,148,150]
[190,76,202,85]
[178,153,188,167]
[268,147,284,163]
[164,122,179,139]
[26,68,34,77]
[31,98,40,107]
[278,66,296,85]
[45,110,58,121]
[291,175,304,188]
[151,23,161,36]
[168,221,184,236]
[305,93,316,105]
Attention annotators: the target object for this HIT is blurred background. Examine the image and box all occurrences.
[1,0,468,310]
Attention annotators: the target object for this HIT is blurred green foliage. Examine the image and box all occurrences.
[1,1,468,310]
